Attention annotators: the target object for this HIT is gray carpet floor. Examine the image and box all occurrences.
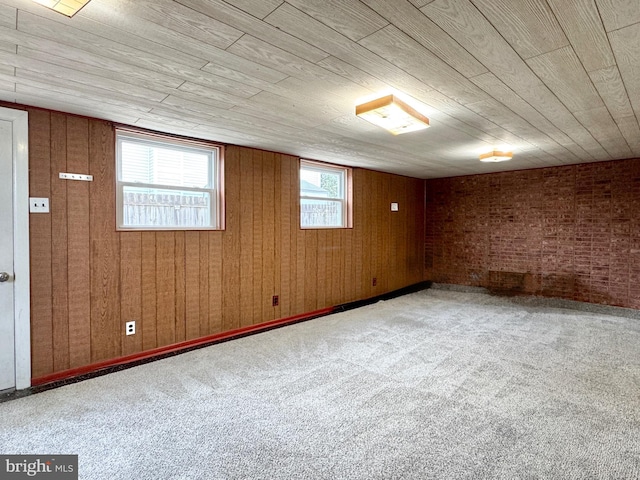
[1,288,640,479]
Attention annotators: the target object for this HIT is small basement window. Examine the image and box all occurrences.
[116,129,223,230]
[300,159,352,229]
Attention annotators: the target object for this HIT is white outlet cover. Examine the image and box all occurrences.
[391,202,399,212]
[125,321,136,335]
[29,197,49,213]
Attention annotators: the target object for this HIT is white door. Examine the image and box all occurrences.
[0,119,15,391]
[0,106,29,392]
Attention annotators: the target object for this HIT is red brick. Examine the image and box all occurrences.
[425,158,640,309]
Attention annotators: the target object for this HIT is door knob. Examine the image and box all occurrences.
[0,272,10,282]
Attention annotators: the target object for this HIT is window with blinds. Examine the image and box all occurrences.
[116,130,223,230]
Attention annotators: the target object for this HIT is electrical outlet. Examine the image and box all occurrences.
[372,277,377,287]
[272,295,279,307]
[29,197,49,213]
[125,321,136,336]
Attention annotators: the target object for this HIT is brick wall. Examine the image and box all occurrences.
[425,158,640,309]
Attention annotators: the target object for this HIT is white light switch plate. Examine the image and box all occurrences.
[391,202,399,212]
[29,197,49,213]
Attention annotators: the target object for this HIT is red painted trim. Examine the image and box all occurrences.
[31,307,335,387]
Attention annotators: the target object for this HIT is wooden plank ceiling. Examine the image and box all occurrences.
[0,0,638,178]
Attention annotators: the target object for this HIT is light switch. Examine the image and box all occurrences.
[29,197,49,213]
[391,202,399,212]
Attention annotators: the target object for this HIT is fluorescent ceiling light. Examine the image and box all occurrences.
[32,0,91,17]
[355,94,430,135]
[479,150,513,162]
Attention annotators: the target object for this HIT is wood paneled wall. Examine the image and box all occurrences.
[26,107,425,379]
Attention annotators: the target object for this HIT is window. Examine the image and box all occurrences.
[116,129,223,230]
[300,160,351,228]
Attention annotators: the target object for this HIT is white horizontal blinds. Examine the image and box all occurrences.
[151,147,210,188]
[182,152,210,188]
[121,141,153,184]
[120,137,211,188]
[117,131,219,229]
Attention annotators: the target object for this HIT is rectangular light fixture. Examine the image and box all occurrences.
[355,94,430,135]
[479,150,513,162]
[32,0,91,17]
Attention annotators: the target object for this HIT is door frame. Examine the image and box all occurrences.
[1,106,30,390]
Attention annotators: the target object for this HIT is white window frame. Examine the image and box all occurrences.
[116,129,223,231]
[300,159,352,229]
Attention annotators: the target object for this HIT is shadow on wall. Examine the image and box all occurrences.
[486,271,617,306]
